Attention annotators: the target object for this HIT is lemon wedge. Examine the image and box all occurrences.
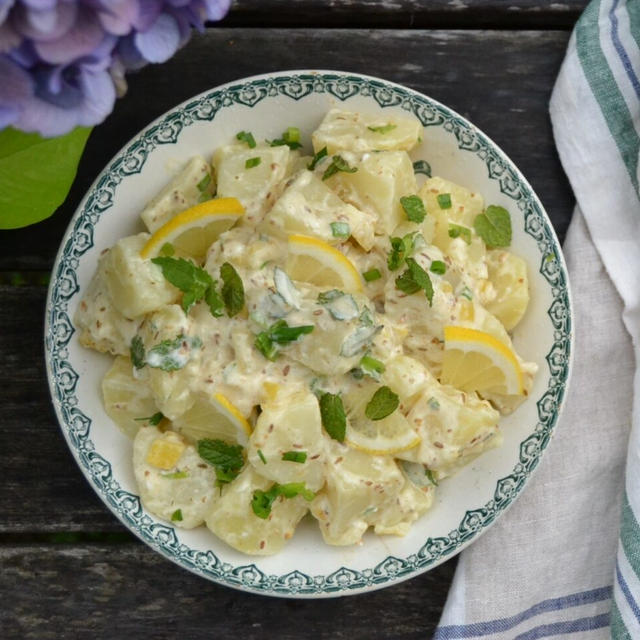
[286,234,363,292]
[342,382,420,455]
[173,392,252,446]
[440,326,524,395]
[140,197,244,262]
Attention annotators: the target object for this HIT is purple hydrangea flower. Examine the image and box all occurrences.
[0,0,231,136]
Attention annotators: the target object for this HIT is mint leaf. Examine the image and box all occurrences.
[130,336,146,369]
[198,439,244,486]
[448,224,472,245]
[151,256,214,313]
[204,285,224,317]
[307,146,328,170]
[367,123,397,134]
[220,262,245,317]
[146,334,201,371]
[474,205,512,247]
[359,355,386,380]
[317,289,344,304]
[251,482,315,519]
[387,232,419,271]
[395,258,433,304]
[322,155,357,181]
[236,131,256,148]
[400,195,426,223]
[282,451,307,463]
[0,126,91,229]
[319,393,346,442]
[365,386,399,421]
[437,193,452,209]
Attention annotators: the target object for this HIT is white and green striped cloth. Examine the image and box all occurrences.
[435,1,640,637]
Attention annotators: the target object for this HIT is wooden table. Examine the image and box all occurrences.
[1,2,582,637]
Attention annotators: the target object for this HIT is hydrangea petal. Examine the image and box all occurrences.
[15,92,78,136]
[203,0,231,21]
[0,19,21,53]
[0,0,15,24]
[132,0,162,31]
[0,104,20,128]
[75,66,116,127]
[13,2,77,42]
[133,12,179,64]
[0,54,33,105]
[97,0,138,36]
[34,7,105,65]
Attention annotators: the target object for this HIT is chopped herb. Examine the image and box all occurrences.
[273,267,302,310]
[198,191,212,203]
[330,221,350,238]
[319,393,346,442]
[317,289,344,304]
[362,268,382,282]
[340,324,382,357]
[322,155,357,181]
[359,307,374,327]
[269,126,302,150]
[245,157,261,169]
[474,205,512,247]
[163,470,189,479]
[459,286,473,301]
[425,469,439,486]
[282,451,307,463]
[257,449,267,465]
[365,386,399,421]
[151,256,218,314]
[134,412,164,426]
[220,262,245,317]
[204,285,225,318]
[437,193,452,209]
[160,242,175,257]
[307,146,328,170]
[400,195,427,223]
[412,160,432,177]
[429,260,447,275]
[196,173,211,192]
[130,335,146,369]
[360,355,386,380]
[197,439,244,485]
[147,334,201,371]
[251,482,315,519]
[367,123,397,134]
[427,397,440,411]
[351,368,364,380]
[171,509,183,522]
[236,131,256,148]
[448,224,472,245]
[395,258,433,305]
[254,319,314,361]
[387,232,419,271]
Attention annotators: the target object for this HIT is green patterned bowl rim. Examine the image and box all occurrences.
[44,70,573,598]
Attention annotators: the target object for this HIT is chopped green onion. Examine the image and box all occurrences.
[429,260,446,275]
[448,224,472,245]
[367,123,397,134]
[257,449,267,465]
[171,509,183,522]
[282,451,307,464]
[236,131,256,148]
[437,193,452,209]
[322,155,357,181]
[245,157,261,169]
[308,147,328,170]
[134,412,164,426]
[196,173,211,192]
[362,268,382,282]
[330,221,350,238]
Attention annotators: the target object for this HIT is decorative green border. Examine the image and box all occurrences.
[45,72,572,597]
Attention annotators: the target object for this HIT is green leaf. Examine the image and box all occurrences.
[387,232,419,271]
[236,131,256,148]
[220,262,245,317]
[448,224,472,245]
[307,146,328,170]
[362,268,381,282]
[204,285,224,317]
[130,336,146,369]
[437,193,452,209]
[367,124,397,134]
[400,195,426,223]
[365,386,399,420]
[322,155,357,181]
[474,205,512,247]
[395,258,433,304]
[197,438,244,485]
[251,482,315,519]
[146,334,201,371]
[0,126,91,229]
[282,451,307,463]
[319,392,346,442]
[151,256,214,313]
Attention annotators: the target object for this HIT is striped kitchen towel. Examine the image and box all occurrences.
[435,1,640,638]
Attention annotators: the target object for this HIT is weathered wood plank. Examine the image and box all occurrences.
[0,29,574,271]
[222,0,588,29]
[1,543,456,638]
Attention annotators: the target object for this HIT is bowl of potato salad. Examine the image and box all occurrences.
[45,70,572,597]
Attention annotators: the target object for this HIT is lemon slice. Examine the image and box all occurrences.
[286,234,363,292]
[140,197,244,261]
[173,392,252,446]
[342,382,420,455]
[440,326,524,395]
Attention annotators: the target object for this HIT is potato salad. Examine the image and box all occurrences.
[75,108,537,555]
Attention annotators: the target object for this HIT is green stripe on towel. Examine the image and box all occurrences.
[610,598,633,639]
[621,492,640,579]
[624,0,640,54]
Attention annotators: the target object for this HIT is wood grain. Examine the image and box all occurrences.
[1,543,456,639]
[221,0,588,29]
[0,28,574,271]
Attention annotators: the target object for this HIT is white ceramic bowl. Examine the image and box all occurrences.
[45,70,573,597]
